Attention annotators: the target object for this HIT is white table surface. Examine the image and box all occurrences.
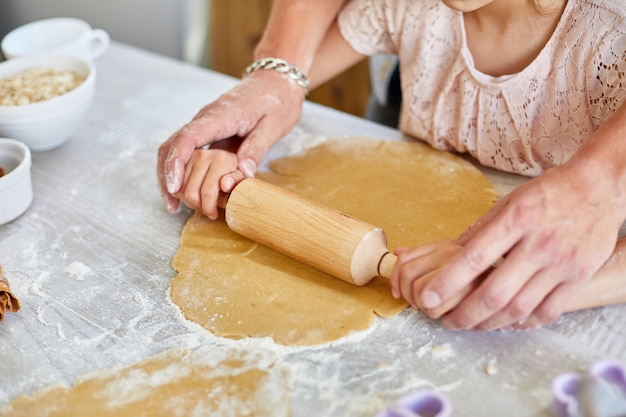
[1,42,625,417]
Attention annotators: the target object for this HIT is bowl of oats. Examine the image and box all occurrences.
[0,54,95,151]
[0,138,32,225]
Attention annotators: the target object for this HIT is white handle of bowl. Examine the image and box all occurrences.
[84,29,110,61]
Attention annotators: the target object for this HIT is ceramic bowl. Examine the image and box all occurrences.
[0,138,32,225]
[0,54,96,151]
[1,17,110,61]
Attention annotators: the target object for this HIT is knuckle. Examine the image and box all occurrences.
[508,197,539,231]
[425,305,446,319]
[462,249,487,273]
[481,286,509,311]
[441,307,473,329]
[510,202,531,229]
[536,230,559,253]
[200,186,218,201]
[395,250,412,265]
[447,315,471,329]
[570,263,594,284]
[441,239,461,256]
[567,268,586,285]
[397,265,411,282]
[182,191,198,207]
[176,123,195,139]
[507,298,533,319]
[240,136,268,156]
[534,304,561,325]
[423,308,441,319]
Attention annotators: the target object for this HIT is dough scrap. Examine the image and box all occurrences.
[1,346,291,417]
[170,138,498,346]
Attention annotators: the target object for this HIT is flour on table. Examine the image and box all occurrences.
[65,262,91,280]
[28,282,46,298]
[416,342,456,361]
[484,360,499,376]
[431,343,456,360]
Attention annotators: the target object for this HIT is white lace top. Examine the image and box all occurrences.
[338,0,626,176]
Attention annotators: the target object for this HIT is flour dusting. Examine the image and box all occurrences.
[431,344,456,360]
[416,342,456,361]
[28,282,46,298]
[65,262,91,280]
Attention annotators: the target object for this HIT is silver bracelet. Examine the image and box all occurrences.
[243,57,310,95]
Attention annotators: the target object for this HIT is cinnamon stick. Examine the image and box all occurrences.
[0,266,20,321]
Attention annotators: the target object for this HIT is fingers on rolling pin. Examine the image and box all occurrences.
[223,178,393,285]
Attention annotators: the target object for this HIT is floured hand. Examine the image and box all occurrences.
[157,70,306,214]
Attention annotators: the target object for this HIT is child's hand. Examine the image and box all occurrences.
[390,240,478,318]
[174,148,240,220]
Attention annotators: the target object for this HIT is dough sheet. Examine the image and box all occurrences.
[1,346,291,417]
[170,138,498,346]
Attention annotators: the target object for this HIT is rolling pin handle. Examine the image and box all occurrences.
[378,251,397,279]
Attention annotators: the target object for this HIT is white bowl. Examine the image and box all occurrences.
[0,54,95,151]
[0,138,32,225]
[1,17,110,61]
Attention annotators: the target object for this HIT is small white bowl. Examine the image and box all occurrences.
[0,54,96,151]
[1,17,110,61]
[0,138,32,225]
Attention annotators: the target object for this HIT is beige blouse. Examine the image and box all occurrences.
[338,0,626,176]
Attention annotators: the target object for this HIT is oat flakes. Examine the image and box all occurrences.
[0,67,85,106]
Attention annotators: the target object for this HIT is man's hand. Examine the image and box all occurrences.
[415,161,625,330]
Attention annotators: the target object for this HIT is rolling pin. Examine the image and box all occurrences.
[218,177,396,285]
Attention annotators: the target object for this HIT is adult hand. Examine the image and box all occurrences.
[157,70,306,214]
[415,159,625,330]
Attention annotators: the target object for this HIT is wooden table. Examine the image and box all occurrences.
[1,42,624,416]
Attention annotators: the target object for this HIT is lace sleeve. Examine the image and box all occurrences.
[587,20,626,129]
[338,0,409,56]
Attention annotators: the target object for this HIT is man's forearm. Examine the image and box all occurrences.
[564,103,626,311]
[567,237,626,312]
[568,103,626,209]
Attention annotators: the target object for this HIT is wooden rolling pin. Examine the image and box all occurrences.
[218,177,396,285]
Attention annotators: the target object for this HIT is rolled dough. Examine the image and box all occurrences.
[170,138,498,346]
[1,346,291,417]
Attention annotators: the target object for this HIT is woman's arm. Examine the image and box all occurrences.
[158,1,349,215]
[254,0,347,72]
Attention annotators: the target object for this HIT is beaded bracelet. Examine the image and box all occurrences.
[243,57,310,95]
